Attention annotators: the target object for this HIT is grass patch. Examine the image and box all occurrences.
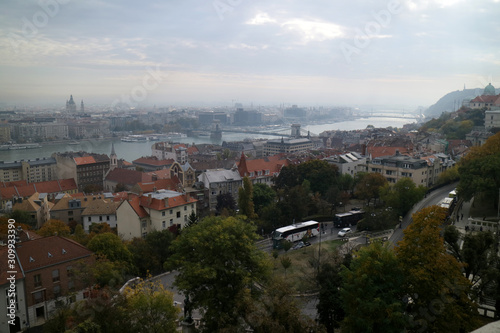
[270,239,345,293]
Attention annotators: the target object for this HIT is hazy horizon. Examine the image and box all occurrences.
[1,0,499,109]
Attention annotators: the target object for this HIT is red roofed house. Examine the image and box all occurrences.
[236,153,289,186]
[132,156,174,172]
[12,192,54,228]
[116,190,197,240]
[131,177,182,195]
[53,152,110,192]
[103,168,153,192]
[0,178,78,210]
[2,235,93,328]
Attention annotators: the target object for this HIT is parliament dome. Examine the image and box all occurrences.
[483,83,496,96]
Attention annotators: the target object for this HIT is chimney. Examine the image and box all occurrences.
[395,149,400,156]
[148,193,152,205]
[164,198,169,207]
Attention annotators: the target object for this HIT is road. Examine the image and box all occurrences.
[389,181,458,247]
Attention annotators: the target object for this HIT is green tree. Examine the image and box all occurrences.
[87,232,132,264]
[252,182,276,214]
[297,159,339,196]
[114,183,128,192]
[380,177,426,217]
[457,132,500,209]
[317,261,345,333]
[354,173,387,206]
[71,224,89,245]
[122,278,180,333]
[167,216,270,332]
[341,242,407,333]
[244,277,320,332]
[280,256,292,276]
[145,230,174,274]
[395,206,479,332]
[216,192,236,213]
[37,219,71,237]
[238,176,257,218]
[186,210,198,228]
[7,209,36,228]
[274,164,301,190]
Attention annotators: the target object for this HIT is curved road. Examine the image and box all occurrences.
[389,182,458,247]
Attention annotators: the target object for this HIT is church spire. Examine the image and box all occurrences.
[110,143,117,171]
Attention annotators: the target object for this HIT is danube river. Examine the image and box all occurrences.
[0,116,419,163]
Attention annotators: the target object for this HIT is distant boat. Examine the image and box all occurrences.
[68,141,80,145]
[9,145,27,150]
[121,137,139,142]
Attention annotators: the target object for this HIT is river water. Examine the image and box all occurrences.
[0,116,418,163]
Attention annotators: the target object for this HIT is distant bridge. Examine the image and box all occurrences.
[216,127,318,138]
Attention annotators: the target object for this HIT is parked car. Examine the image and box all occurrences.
[338,227,351,237]
[292,241,311,250]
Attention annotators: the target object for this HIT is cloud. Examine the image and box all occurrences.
[246,12,277,25]
[280,18,345,43]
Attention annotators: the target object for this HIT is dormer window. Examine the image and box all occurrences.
[29,256,35,262]
[62,249,67,254]
[48,252,53,258]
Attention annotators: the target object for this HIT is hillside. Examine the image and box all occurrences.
[424,88,483,118]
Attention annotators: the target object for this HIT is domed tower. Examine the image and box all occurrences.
[483,83,496,96]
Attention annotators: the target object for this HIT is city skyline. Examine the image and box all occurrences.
[1,0,499,108]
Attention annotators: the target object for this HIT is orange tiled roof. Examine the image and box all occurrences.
[0,179,77,201]
[122,195,149,218]
[136,177,181,193]
[366,146,409,159]
[105,168,153,186]
[139,192,197,211]
[470,95,499,103]
[74,156,97,165]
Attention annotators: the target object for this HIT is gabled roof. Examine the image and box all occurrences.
[120,195,149,218]
[15,236,93,272]
[237,153,289,178]
[105,168,152,186]
[146,169,171,179]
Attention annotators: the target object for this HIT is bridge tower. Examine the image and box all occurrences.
[210,120,222,140]
[291,124,301,138]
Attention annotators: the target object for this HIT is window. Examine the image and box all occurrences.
[53,285,61,298]
[142,220,146,228]
[33,290,45,304]
[170,219,173,226]
[88,217,91,222]
[52,269,60,282]
[170,209,173,214]
[34,274,42,288]
[67,266,74,277]
[184,206,187,211]
[162,221,166,228]
[107,215,110,221]
[176,211,181,218]
[162,211,166,216]
[99,216,103,221]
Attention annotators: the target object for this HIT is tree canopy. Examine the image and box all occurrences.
[395,206,479,332]
[168,216,270,332]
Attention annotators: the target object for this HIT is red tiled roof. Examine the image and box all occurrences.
[139,192,197,211]
[74,156,97,165]
[187,146,199,154]
[1,180,28,188]
[0,179,77,201]
[366,146,409,159]
[136,177,181,193]
[105,168,153,186]
[146,169,171,179]
[237,153,289,178]
[15,236,93,272]
[123,195,149,218]
[470,95,499,103]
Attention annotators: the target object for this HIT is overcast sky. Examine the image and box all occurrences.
[0,0,499,109]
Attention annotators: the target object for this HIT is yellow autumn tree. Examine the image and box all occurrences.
[395,205,479,332]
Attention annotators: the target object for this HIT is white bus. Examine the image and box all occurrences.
[272,221,320,249]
